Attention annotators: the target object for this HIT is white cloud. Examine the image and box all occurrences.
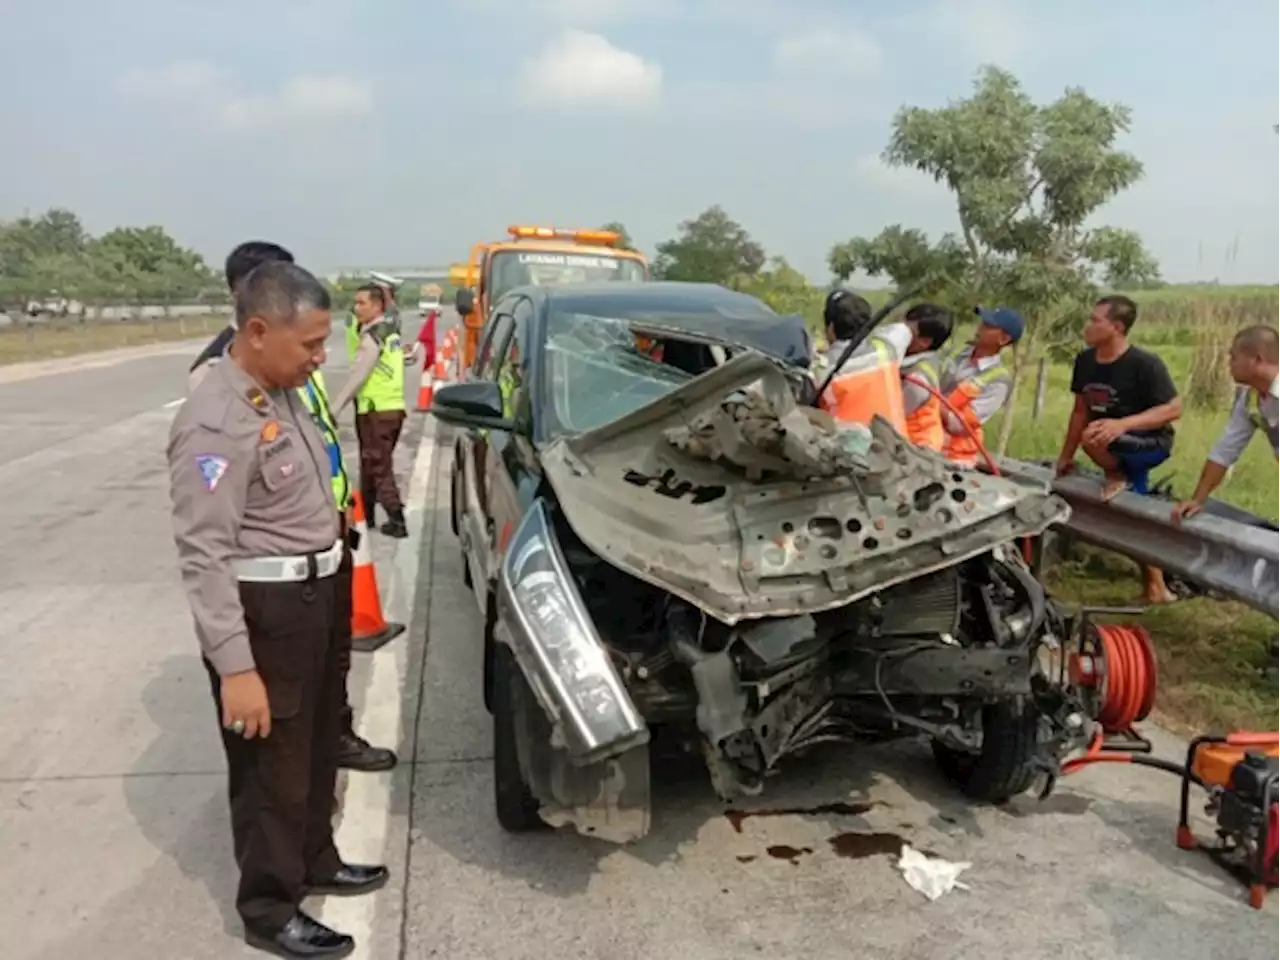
[116,62,372,135]
[921,0,1026,65]
[519,30,662,112]
[773,28,884,77]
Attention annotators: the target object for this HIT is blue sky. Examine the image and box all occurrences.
[3,0,1277,284]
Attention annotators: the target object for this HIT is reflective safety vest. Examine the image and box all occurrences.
[939,351,1011,466]
[819,335,908,435]
[298,371,352,510]
[355,321,406,414]
[903,354,945,451]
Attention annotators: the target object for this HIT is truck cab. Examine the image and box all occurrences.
[451,225,650,372]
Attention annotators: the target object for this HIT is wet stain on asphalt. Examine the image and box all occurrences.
[725,800,881,833]
[736,855,757,863]
[766,844,813,865]
[828,831,908,860]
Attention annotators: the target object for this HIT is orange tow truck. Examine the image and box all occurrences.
[449,224,650,371]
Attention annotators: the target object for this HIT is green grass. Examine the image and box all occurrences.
[0,314,227,366]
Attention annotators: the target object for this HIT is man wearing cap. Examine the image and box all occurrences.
[937,306,1022,466]
[1055,295,1181,604]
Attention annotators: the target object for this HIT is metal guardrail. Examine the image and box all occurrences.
[999,458,1279,621]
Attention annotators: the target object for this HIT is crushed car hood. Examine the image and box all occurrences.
[540,352,1071,625]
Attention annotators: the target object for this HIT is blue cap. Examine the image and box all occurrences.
[974,306,1024,343]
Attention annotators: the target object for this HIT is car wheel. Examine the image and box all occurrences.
[932,700,1039,803]
[492,643,544,832]
[482,597,496,715]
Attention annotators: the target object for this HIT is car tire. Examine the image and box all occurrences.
[931,700,1039,803]
[492,643,544,833]
[482,597,496,715]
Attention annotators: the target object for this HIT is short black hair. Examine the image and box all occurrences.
[1096,295,1138,333]
[235,261,330,329]
[356,283,386,309]
[824,288,873,342]
[904,302,954,351]
[225,241,294,292]
[1234,324,1280,363]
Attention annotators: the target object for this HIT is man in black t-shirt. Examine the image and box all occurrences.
[1055,295,1183,603]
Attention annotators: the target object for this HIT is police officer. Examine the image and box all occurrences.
[190,242,397,773]
[332,284,408,539]
[168,261,387,959]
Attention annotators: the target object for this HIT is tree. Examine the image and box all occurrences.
[653,205,766,287]
[739,257,823,325]
[829,66,1160,452]
[0,208,215,316]
[598,221,636,251]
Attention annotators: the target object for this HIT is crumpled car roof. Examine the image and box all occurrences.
[540,352,1070,625]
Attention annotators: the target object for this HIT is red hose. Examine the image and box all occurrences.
[902,374,1001,476]
[1061,624,1159,776]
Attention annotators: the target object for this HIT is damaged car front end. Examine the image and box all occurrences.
[479,345,1105,844]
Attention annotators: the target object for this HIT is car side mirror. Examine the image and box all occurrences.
[429,381,514,432]
[454,288,475,318]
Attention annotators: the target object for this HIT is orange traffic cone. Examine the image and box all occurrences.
[349,491,406,653]
[416,368,435,411]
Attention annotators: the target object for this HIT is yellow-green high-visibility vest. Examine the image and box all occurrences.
[298,371,352,509]
[355,320,406,413]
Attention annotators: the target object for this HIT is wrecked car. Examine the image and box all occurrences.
[430,280,1088,844]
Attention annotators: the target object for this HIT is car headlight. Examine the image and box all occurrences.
[499,499,649,764]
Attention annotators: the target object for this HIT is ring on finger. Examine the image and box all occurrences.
[230,719,246,735]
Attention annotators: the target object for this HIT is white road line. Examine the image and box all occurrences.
[162,398,184,408]
[317,420,437,957]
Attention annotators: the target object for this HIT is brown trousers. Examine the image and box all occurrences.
[335,545,354,736]
[203,573,345,933]
[355,410,405,514]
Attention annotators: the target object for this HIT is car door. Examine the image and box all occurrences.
[479,295,536,585]
[457,304,514,612]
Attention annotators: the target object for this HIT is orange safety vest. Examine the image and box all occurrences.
[939,352,1011,466]
[903,355,944,451]
[819,336,908,435]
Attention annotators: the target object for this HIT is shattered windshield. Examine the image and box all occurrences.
[544,312,693,436]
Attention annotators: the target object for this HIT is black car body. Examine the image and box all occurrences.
[431,281,1090,844]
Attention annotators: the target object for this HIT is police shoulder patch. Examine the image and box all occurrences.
[195,454,230,492]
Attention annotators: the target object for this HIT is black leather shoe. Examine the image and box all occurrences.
[305,863,390,897]
[336,732,398,772]
[245,911,354,958]
[379,512,408,538]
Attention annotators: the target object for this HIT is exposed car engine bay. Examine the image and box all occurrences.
[489,349,1110,844]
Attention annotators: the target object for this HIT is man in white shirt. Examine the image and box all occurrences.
[1172,325,1279,523]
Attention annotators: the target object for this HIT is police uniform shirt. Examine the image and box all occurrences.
[331,317,393,414]
[1208,376,1280,466]
[168,358,339,676]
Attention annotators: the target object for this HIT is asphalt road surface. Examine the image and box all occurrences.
[0,309,1275,960]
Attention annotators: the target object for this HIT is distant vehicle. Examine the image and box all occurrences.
[418,296,441,315]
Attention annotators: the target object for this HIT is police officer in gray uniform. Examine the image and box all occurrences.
[168,261,386,959]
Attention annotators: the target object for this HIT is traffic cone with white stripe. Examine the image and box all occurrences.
[349,490,406,653]
[416,368,435,411]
